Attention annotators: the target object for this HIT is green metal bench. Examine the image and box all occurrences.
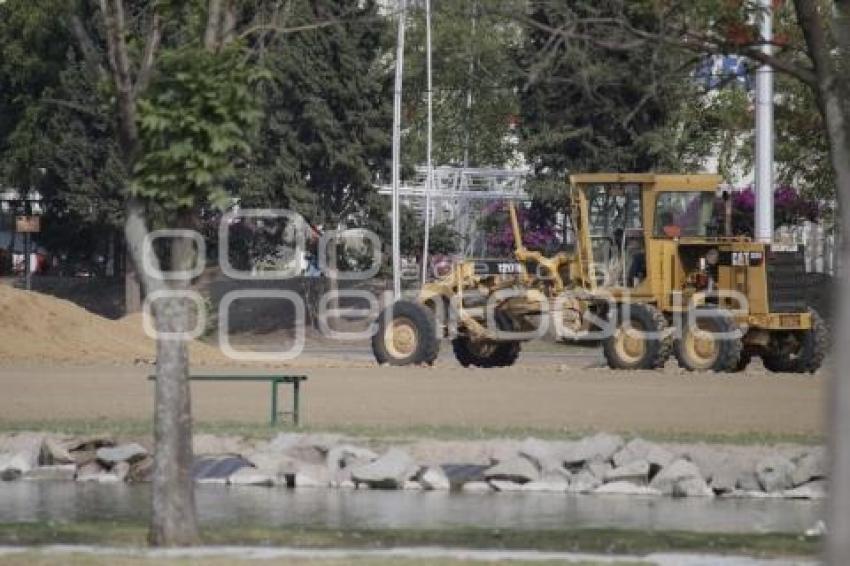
[147,374,307,426]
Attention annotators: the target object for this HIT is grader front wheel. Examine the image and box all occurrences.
[372,300,440,366]
[452,311,521,368]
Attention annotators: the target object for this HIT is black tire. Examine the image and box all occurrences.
[762,309,828,374]
[372,300,440,366]
[674,310,743,372]
[453,311,521,368]
[733,350,752,373]
[603,303,672,370]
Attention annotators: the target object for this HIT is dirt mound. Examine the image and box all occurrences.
[0,285,226,365]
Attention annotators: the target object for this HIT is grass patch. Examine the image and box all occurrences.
[0,419,823,447]
[0,552,637,566]
[0,521,820,559]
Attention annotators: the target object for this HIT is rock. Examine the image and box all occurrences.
[128,457,154,483]
[518,438,572,473]
[681,445,725,483]
[327,444,378,482]
[0,433,46,471]
[244,452,297,476]
[96,443,148,465]
[193,434,247,455]
[196,477,228,485]
[351,448,417,489]
[673,477,714,497]
[294,464,330,488]
[228,467,275,486]
[756,455,796,493]
[113,461,131,482]
[42,438,74,465]
[594,481,661,496]
[650,459,704,496]
[710,467,739,495]
[728,490,785,499]
[419,466,450,490]
[483,456,540,484]
[734,470,761,492]
[490,479,524,492]
[567,470,601,494]
[461,481,492,493]
[784,480,827,500]
[564,433,624,466]
[76,460,105,476]
[0,453,31,480]
[482,440,521,465]
[441,464,488,488]
[193,455,253,481]
[522,472,570,492]
[792,449,826,487]
[612,438,673,473]
[67,436,114,453]
[23,464,76,481]
[585,460,613,481]
[604,459,650,485]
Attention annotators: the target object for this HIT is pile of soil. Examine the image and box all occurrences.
[0,285,226,365]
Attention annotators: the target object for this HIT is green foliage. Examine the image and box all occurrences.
[238,0,392,227]
[516,2,703,187]
[132,46,267,211]
[403,1,523,167]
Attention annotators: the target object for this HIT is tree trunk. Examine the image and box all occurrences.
[792,1,850,563]
[821,65,850,566]
[124,258,142,314]
[147,213,198,546]
[99,0,199,547]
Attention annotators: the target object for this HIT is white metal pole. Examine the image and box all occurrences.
[754,0,774,243]
[391,0,407,298]
[421,0,433,286]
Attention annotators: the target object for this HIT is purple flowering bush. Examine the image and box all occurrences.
[730,185,821,236]
[482,201,561,256]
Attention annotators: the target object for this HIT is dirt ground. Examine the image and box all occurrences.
[0,356,824,438]
[0,283,826,439]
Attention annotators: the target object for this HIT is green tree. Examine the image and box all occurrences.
[239,0,391,229]
[403,0,523,168]
[515,1,709,193]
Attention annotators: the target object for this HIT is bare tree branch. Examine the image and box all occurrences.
[204,0,223,51]
[497,2,819,88]
[237,14,384,39]
[68,13,106,80]
[133,9,162,99]
[221,0,238,46]
[99,0,138,156]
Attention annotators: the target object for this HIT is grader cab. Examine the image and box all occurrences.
[372,173,826,373]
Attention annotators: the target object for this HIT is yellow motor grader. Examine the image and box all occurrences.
[372,173,826,373]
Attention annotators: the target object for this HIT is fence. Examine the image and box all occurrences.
[775,221,839,275]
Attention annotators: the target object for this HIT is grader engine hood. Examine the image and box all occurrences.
[674,241,807,317]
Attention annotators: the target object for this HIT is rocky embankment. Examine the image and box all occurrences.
[0,432,826,500]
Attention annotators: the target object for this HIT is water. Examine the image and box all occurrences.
[0,482,822,534]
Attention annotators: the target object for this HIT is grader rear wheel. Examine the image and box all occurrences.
[372,300,440,366]
[762,308,827,374]
[674,310,742,372]
[603,303,672,370]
